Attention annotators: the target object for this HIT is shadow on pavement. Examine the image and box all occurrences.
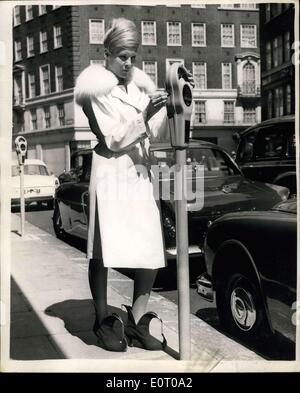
[10,278,64,360]
[196,307,295,361]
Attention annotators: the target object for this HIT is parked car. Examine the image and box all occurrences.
[11,159,59,209]
[196,199,297,345]
[235,115,296,196]
[53,140,289,259]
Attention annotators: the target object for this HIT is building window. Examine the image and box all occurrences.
[143,61,157,86]
[242,62,256,94]
[39,5,47,15]
[25,5,33,21]
[30,109,37,130]
[274,87,284,117]
[40,30,48,53]
[224,101,235,124]
[90,59,105,65]
[40,65,50,95]
[266,41,272,71]
[243,107,256,123]
[191,4,206,8]
[284,31,291,63]
[166,58,184,73]
[44,106,51,128]
[194,101,206,124]
[192,62,207,89]
[222,63,232,89]
[267,91,273,119]
[167,22,182,46]
[221,24,234,47]
[57,104,65,126]
[89,19,105,44]
[55,65,63,92]
[14,6,21,26]
[285,84,292,115]
[14,75,23,105]
[15,40,22,61]
[52,5,61,10]
[241,24,256,48]
[54,25,62,48]
[27,35,34,57]
[192,23,206,47]
[28,72,36,98]
[141,21,156,45]
[220,4,257,9]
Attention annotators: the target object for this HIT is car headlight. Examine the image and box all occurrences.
[267,183,290,201]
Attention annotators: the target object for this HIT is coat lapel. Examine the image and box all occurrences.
[111,82,149,112]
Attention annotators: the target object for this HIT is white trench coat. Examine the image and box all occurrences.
[75,65,168,269]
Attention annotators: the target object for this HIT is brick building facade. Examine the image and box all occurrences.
[13,3,260,176]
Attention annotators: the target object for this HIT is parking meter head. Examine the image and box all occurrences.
[165,63,193,148]
[15,136,27,165]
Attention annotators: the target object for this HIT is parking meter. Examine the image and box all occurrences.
[15,136,27,165]
[14,136,27,236]
[166,63,193,148]
[165,63,193,360]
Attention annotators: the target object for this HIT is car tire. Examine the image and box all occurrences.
[47,199,54,210]
[53,203,66,239]
[216,268,271,343]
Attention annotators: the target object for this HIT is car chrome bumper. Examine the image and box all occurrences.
[11,196,54,205]
[196,273,214,302]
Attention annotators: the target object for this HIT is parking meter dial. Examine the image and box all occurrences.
[15,136,27,165]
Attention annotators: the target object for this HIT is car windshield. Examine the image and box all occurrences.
[152,147,240,177]
[12,164,49,176]
[273,200,297,214]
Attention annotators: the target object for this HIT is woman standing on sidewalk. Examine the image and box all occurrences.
[75,18,170,352]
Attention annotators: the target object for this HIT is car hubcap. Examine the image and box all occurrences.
[230,286,256,331]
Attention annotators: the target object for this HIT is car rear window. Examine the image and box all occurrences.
[152,147,240,177]
[11,165,49,176]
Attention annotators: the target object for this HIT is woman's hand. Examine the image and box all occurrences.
[144,90,169,121]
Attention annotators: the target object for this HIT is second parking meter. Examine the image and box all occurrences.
[15,136,27,236]
[165,63,193,360]
[166,63,193,148]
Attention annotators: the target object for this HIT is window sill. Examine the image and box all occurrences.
[141,43,157,46]
[192,44,206,47]
[167,44,182,47]
[221,45,235,48]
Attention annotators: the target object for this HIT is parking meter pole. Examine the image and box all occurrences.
[175,148,191,360]
[20,164,25,237]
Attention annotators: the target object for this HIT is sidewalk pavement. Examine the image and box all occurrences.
[9,212,262,371]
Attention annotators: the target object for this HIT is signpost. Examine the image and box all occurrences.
[14,136,27,237]
[166,63,193,360]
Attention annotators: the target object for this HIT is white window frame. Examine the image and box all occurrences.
[39,64,51,96]
[30,109,37,130]
[192,62,207,89]
[142,61,158,87]
[28,72,36,98]
[25,5,33,21]
[167,22,182,46]
[57,104,65,126]
[192,23,206,47]
[15,40,22,61]
[222,62,232,89]
[219,4,258,10]
[39,5,47,16]
[243,107,257,124]
[166,58,184,73]
[90,59,105,66]
[40,29,48,53]
[55,65,63,92]
[89,19,105,44]
[141,21,157,46]
[194,100,206,125]
[240,24,257,48]
[191,4,206,8]
[53,25,62,49]
[14,6,21,26]
[221,24,235,48]
[27,35,34,58]
[224,100,235,124]
[43,106,51,128]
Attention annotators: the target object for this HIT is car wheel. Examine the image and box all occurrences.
[216,269,271,342]
[47,199,54,210]
[53,203,65,239]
